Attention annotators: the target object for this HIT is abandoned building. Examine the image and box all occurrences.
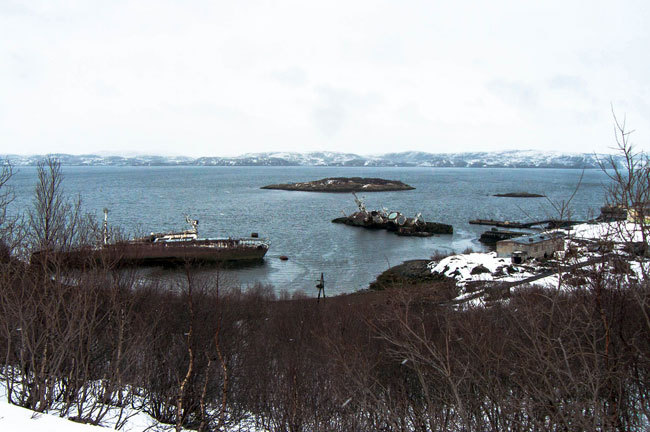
[599,205,627,222]
[627,205,650,225]
[496,233,565,263]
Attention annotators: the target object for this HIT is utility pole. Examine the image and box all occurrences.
[316,273,325,303]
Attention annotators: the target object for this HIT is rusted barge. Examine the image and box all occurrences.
[32,212,269,268]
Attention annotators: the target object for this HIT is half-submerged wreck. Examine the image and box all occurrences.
[332,193,453,236]
[32,211,270,268]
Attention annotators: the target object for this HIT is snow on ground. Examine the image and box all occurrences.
[0,396,172,432]
[1,381,224,432]
[562,221,646,243]
[430,221,650,303]
[0,379,267,432]
[429,252,543,287]
[0,399,104,432]
[630,260,650,276]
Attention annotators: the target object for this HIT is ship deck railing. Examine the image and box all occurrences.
[154,237,269,247]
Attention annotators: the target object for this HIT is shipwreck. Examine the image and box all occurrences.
[332,193,453,236]
[32,210,270,268]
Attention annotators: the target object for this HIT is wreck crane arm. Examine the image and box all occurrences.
[185,215,199,235]
[352,192,366,213]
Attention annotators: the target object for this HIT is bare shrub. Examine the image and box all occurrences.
[0,149,648,431]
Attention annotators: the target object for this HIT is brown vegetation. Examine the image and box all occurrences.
[1,256,648,430]
[0,145,649,431]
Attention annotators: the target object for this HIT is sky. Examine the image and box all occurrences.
[1,0,649,157]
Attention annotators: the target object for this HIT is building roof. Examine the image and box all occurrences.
[500,232,564,245]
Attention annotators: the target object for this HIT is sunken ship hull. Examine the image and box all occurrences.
[32,238,269,268]
[112,238,269,265]
[332,216,452,236]
[332,193,453,236]
[32,213,269,268]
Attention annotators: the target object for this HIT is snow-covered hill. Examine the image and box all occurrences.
[1,151,621,168]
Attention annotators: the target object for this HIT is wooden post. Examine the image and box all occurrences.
[316,273,325,303]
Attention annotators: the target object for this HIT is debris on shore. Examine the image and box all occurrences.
[471,218,584,245]
[429,221,649,305]
[479,228,529,245]
[469,218,562,229]
[261,177,415,192]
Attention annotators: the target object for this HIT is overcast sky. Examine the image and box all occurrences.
[1,1,649,157]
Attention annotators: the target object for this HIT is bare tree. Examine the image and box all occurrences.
[600,112,650,251]
[27,157,94,258]
[0,160,20,260]
[29,158,67,251]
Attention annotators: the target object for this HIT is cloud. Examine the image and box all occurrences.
[311,86,347,138]
[310,85,382,138]
[547,75,587,94]
[485,79,538,109]
[1,0,650,155]
[270,67,307,87]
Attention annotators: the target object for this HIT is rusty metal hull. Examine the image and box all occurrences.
[33,238,269,268]
[332,216,453,236]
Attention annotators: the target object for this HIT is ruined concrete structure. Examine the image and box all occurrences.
[496,233,564,262]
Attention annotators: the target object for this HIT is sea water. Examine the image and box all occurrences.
[7,166,611,294]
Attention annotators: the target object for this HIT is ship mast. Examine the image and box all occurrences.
[185,215,199,237]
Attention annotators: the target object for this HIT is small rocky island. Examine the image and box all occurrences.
[261,177,415,192]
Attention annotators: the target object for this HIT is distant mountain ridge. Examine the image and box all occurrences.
[1,151,621,169]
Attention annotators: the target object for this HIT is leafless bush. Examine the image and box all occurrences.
[430,249,451,262]
[461,246,474,255]
[0,152,648,432]
[0,160,24,261]
[1,256,648,430]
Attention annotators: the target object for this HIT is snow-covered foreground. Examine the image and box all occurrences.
[0,398,105,432]
[0,397,267,432]
[0,393,176,432]
[0,397,272,432]
[0,376,275,432]
[0,381,263,432]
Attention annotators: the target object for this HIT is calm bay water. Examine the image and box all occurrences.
[8,166,610,295]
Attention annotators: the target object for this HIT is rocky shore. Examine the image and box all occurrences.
[369,260,443,289]
[261,177,415,192]
[367,260,459,300]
